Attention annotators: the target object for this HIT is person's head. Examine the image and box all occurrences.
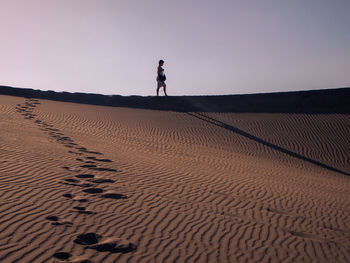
[159,59,164,66]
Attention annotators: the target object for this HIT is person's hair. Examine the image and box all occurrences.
[159,60,164,65]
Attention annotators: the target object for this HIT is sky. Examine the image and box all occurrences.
[0,0,349,96]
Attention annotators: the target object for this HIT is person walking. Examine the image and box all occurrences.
[156,60,168,96]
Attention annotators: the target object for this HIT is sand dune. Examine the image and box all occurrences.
[0,93,350,262]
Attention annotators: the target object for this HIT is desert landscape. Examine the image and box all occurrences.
[0,88,350,262]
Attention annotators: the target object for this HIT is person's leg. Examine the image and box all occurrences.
[163,83,168,96]
[157,82,161,96]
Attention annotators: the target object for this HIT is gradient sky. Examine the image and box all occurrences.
[1,0,349,96]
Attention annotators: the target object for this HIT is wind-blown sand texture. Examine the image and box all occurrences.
[1,93,350,262]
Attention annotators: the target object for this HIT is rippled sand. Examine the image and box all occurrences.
[1,94,350,263]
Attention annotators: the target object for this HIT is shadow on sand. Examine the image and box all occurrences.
[1,85,350,113]
[187,112,350,177]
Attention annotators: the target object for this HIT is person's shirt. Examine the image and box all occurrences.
[158,66,164,76]
[157,66,165,82]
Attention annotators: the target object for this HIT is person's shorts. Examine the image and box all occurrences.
[157,80,166,88]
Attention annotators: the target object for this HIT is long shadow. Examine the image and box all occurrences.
[187,112,350,176]
[2,85,350,113]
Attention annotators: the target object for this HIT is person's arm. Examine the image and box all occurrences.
[158,66,164,75]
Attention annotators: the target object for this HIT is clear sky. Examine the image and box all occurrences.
[1,0,349,96]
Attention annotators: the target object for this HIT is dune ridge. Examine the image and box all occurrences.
[1,85,350,113]
[0,93,350,262]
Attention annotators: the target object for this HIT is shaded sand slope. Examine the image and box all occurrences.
[1,85,350,113]
[1,94,350,262]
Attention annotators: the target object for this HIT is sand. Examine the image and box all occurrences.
[0,94,350,262]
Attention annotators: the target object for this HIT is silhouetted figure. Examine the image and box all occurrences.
[156,60,167,96]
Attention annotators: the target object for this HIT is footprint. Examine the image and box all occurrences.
[88,237,137,253]
[69,151,83,156]
[73,206,86,211]
[73,206,95,215]
[86,156,112,163]
[74,233,101,245]
[47,128,59,132]
[76,147,103,155]
[89,167,117,172]
[52,221,73,226]
[101,192,127,200]
[58,136,72,141]
[80,165,97,168]
[46,215,73,226]
[60,180,93,188]
[72,196,89,202]
[42,122,52,127]
[62,166,81,172]
[46,216,59,222]
[62,193,74,199]
[76,174,95,179]
[86,151,103,155]
[83,188,103,194]
[88,178,115,184]
[74,233,137,253]
[62,193,88,202]
[53,252,72,261]
[64,178,80,183]
[76,147,88,151]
